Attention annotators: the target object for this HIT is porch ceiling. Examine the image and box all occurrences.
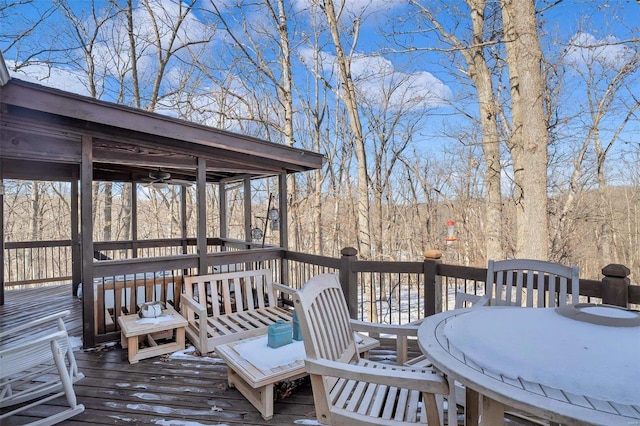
[0,78,324,183]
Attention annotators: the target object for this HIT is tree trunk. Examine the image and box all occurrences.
[103,182,112,241]
[321,0,374,321]
[467,0,503,260]
[501,0,549,259]
[30,182,40,240]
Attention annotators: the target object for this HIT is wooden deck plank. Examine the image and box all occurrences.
[0,285,318,425]
[1,284,539,425]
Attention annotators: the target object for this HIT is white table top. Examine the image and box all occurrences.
[215,334,307,388]
[118,307,187,336]
[418,305,640,425]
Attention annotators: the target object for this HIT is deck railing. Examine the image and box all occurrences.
[3,238,638,347]
[4,240,73,286]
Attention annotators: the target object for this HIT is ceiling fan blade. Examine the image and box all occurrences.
[167,179,195,186]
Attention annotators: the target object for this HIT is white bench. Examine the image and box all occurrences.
[180,269,294,354]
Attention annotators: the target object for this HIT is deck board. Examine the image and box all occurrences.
[1,284,538,425]
[0,284,320,425]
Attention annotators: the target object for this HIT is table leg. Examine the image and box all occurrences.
[127,336,139,364]
[175,327,185,349]
[480,395,504,425]
[261,384,274,420]
[466,388,480,426]
[226,366,275,420]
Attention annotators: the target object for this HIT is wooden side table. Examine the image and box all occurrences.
[118,306,188,364]
[215,333,379,420]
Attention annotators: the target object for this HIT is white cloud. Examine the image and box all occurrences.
[565,32,635,69]
[136,0,210,53]
[6,60,91,96]
[87,0,214,84]
[293,0,403,15]
[298,47,451,110]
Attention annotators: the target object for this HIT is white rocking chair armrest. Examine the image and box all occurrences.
[304,358,449,395]
[0,310,70,340]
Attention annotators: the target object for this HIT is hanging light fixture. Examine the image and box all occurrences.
[251,226,263,240]
[268,206,279,231]
[249,193,279,244]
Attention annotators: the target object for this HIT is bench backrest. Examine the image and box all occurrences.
[183,269,276,317]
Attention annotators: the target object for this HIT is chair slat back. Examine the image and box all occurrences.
[293,274,359,364]
[487,259,579,308]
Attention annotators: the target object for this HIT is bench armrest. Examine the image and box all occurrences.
[272,282,297,296]
[180,294,207,316]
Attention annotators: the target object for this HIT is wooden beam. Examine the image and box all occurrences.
[181,186,188,253]
[278,172,289,287]
[244,177,252,242]
[219,182,227,240]
[2,159,77,181]
[93,146,196,168]
[279,173,288,250]
[71,167,81,296]
[80,135,95,347]
[131,182,138,255]
[0,152,4,305]
[1,127,81,162]
[2,80,324,170]
[197,157,207,274]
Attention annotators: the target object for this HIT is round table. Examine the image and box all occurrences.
[418,305,640,426]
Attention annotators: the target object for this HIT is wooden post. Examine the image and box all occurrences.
[71,167,80,296]
[340,247,358,319]
[181,185,188,255]
[423,249,442,317]
[244,176,252,243]
[196,157,207,274]
[131,182,138,258]
[601,264,630,308]
[0,167,4,306]
[219,182,227,243]
[81,135,95,348]
[278,173,289,286]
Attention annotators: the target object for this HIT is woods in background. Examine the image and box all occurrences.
[1,0,638,281]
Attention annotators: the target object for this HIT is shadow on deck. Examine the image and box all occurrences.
[0,284,414,425]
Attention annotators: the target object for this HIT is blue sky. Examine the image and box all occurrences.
[1,0,638,172]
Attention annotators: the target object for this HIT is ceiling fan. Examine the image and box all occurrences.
[143,169,194,188]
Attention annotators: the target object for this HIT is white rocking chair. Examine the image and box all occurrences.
[0,310,85,425]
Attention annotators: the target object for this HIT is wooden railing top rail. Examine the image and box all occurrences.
[5,239,73,249]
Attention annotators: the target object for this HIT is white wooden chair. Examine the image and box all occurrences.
[292,274,448,426]
[454,259,579,426]
[456,258,580,308]
[0,310,85,425]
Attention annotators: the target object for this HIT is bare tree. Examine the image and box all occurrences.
[204,0,301,247]
[406,0,504,260]
[553,32,640,264]
[500,0,550,259]
[315,0,372,261]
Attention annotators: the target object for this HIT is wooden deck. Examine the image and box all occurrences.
[1,285,548,426]
[0,284,414,425]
